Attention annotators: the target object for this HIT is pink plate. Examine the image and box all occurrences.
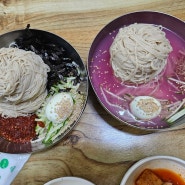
[88,11,185,130]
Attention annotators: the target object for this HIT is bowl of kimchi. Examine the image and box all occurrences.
[120,155,185,185]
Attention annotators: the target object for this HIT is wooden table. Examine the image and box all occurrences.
[0,0,185,184]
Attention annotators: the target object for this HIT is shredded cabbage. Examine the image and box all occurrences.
[35,77,80,144]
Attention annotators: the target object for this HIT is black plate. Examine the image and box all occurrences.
[0,29,88,153]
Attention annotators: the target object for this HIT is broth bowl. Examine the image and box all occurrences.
[88,11,185,131]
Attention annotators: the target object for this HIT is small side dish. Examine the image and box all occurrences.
[44,176,95,185]
[120,156,185,185]
[136,168,185,185]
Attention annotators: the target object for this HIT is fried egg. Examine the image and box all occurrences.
[130,96,161,120]
[45,92,74,124]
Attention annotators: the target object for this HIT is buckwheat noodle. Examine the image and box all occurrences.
[110,23,172,84]
[0,47,50,118]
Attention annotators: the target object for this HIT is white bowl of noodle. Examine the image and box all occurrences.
[0,27,88,153]
[88,11,185,131]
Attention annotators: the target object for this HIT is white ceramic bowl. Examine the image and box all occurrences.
[120,155,185,185]
[44,177,95,185]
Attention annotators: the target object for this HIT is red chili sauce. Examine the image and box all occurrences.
[153,168,185,185]
[0,114,38,143]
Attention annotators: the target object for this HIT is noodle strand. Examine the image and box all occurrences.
[0,47,50,118]
[110,23,172,84]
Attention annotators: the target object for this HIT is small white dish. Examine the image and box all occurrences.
[44,176,95,185]
[120,155,185,185]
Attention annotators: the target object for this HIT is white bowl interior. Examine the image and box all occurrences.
[44,177,94,185]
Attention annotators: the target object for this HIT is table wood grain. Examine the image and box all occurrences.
[0,0,185,184]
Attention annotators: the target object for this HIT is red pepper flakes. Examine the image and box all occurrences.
[0,114,38,143]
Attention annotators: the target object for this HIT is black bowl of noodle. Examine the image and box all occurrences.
[88,11,185,131]
[0,26,88,153]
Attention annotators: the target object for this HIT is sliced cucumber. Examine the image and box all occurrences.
[166,108,185,124]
